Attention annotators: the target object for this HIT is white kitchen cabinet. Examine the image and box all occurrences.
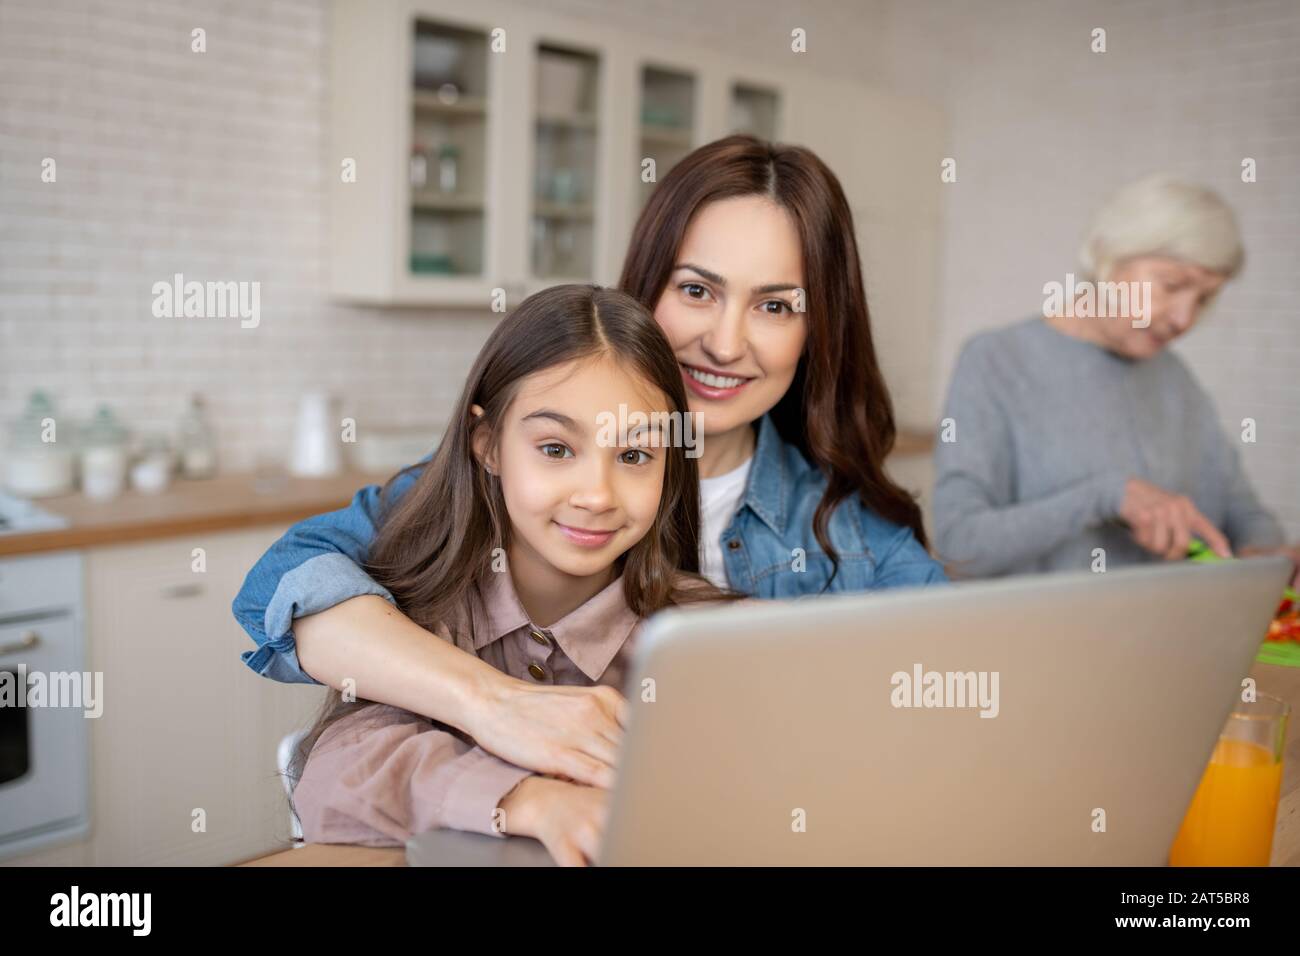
[327,0,891,303]
[329,0,946,422]
[330,0,634,305]
[84,527,328,865]
[329,0,526,306]
[4,527,328,867]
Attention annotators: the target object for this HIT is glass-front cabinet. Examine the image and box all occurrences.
[409,20,490,279]
[531,45,600,280]
[729,83,780,140]
[636,66,696,211]
[325,1,798,307]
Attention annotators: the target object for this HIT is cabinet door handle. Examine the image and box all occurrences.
[0,630,40,657]
[160,583,205,599]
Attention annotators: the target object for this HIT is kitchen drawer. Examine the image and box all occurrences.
[0,551,83,618]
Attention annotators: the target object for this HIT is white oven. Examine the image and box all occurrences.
[0,527,90,858]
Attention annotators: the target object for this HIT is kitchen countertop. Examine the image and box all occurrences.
[242,659,1300,868]
[0,468,397,557]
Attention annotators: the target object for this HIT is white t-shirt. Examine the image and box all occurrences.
[698,457,753,588]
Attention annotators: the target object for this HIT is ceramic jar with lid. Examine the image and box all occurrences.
[3,391,76,497]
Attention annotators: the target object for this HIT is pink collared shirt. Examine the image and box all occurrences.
[292,569,650,846]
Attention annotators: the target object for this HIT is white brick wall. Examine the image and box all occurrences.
[0,0,893,473]
[0,0,501,472]
[868,0,1300,539]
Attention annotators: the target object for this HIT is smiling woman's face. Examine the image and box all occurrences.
[652,195,808,439]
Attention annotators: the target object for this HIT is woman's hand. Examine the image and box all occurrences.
[1119,477,1232,560]
[498,776,610,866]
[467,678,627,790]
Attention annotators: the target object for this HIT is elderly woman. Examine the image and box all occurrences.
[934,175,1294,578]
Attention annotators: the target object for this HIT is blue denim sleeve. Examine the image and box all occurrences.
[233,461,426,684]
[860,505,950,590]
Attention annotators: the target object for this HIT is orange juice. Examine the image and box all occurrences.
[1170,738,1282,866]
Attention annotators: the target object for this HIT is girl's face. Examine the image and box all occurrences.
[484,354,669,582]
[652,195,808,437]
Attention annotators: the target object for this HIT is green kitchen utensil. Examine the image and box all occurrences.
[1186,537,1224,564]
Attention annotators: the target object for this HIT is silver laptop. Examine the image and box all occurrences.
[407,557,1290,866]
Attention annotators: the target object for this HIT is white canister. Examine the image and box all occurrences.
[82,445,128,500]
[289,392,342,477]
[130,453,173,494]
[4,448,76,498]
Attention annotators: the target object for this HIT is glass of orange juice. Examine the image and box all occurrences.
[1170,693,1289,866]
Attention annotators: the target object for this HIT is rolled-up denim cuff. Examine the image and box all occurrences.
[245,553,398,685]
[240,639,322,685]
[264,552,396,640]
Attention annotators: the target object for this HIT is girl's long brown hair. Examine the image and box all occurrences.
[619,134,927,570]
[287,285,732,802]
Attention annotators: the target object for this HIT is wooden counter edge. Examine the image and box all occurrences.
[0,470,394,557]
[0,504,352,556]
[237,843,406,867]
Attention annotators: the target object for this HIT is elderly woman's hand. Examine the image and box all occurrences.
[1118,477,1232,561]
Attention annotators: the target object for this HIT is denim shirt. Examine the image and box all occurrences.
[234,414,947,684]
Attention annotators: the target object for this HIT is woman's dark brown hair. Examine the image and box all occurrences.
[287,284,730,803]
[619,134,927,567]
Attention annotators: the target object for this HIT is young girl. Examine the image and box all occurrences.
[290,285,731,866]
[237,135,946,798]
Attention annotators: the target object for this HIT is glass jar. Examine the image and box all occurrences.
[3,391,76,498]
[130,433,175,494]
[80,405,130,500]
[438,144,459,193]
[410,144,429,191]
[177,394,217,479]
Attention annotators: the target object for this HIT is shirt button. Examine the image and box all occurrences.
[728,539,741,551]
[527,663,547,681]
[529,629,550,647]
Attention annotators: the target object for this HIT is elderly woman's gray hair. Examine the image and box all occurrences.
[1078,174,1245,282]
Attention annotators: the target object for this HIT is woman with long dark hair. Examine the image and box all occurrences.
[235,135,946,797]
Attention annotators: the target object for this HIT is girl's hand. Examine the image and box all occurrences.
[498,776,610,866]
[467,678,627,789]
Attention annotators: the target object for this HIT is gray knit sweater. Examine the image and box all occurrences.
[933,318,1283,577]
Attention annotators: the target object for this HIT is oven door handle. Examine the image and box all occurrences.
[0,630,40,657]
